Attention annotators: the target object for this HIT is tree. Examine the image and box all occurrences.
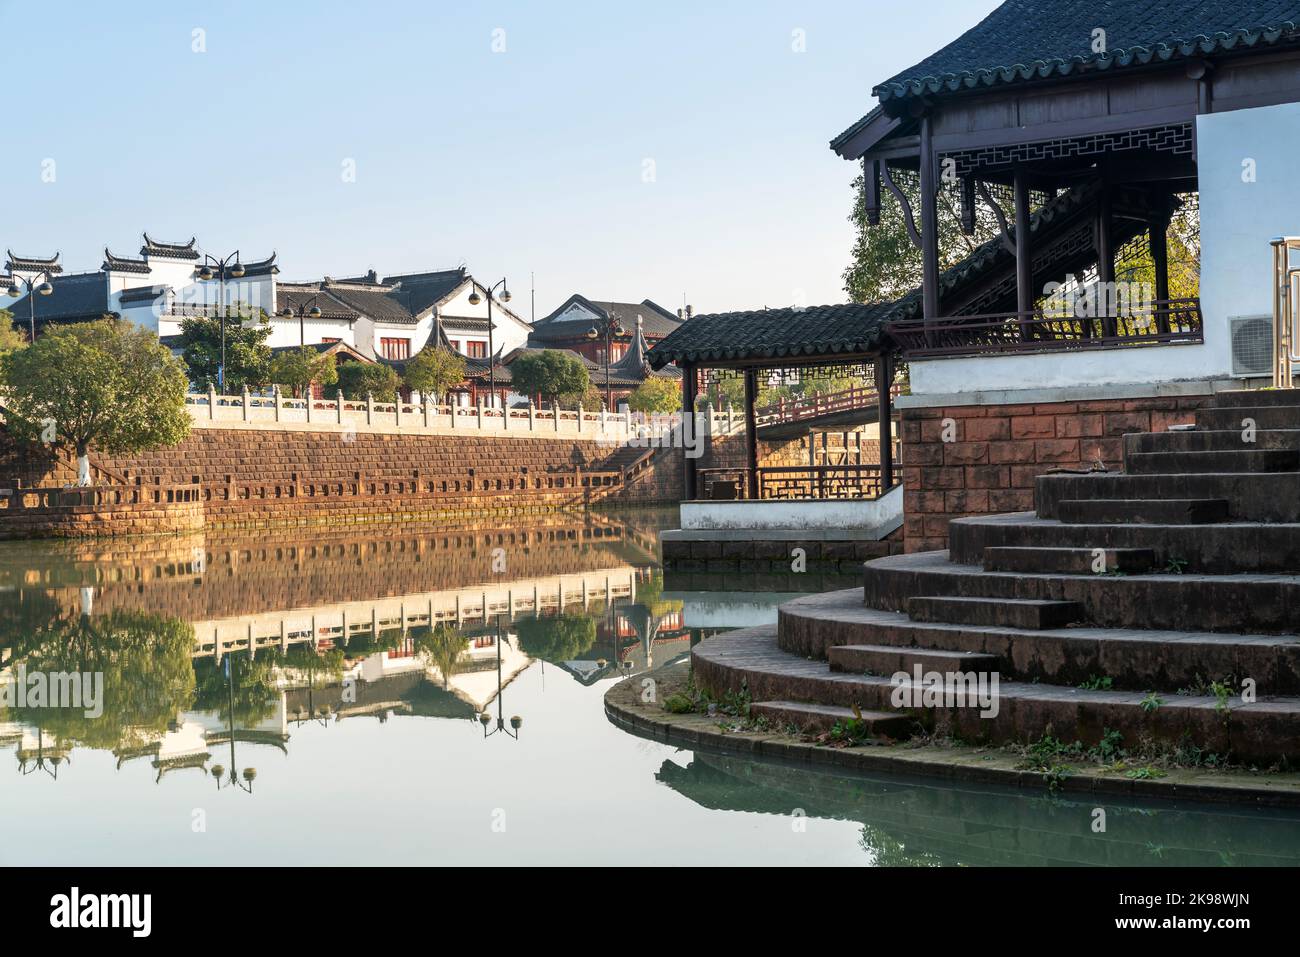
[402,347,466,402]
[179,309,274,394]
[1,319,191,485]
[626,377,681,414]
[509,350,589,405]
[843,167,1002,304]
[328,361,401,402]
[269,346,339,398]
[0,309,25,365]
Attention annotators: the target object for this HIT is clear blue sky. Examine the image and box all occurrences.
[3,0,996,318]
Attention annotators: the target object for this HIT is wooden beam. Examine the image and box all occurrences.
[1013,167,1033,338]
[743,369,759,500]
[1096,185,1117,337]
[919,115,941,322]
[960,176,977,235]
[1150,211,1171,333]
[681,363,698,500]
[875,353,894,491]
[864,158,882,227]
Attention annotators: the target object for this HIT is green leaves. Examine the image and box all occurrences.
[329,361,402,402]
[1,318,190,457]
[402,347,466,400]
[179,310,274,393]
[509,349,589,404]
[626,377,680,414]
[269,346,339,398]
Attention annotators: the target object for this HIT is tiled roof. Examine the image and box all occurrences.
[239,252,279,278]
[5,250,62,274]
[871,0,1300,106]
[275,283,360,321]
[118,285,167,305]
[383,267,471,315]
[5,271,109,327]
[102,248,150,274]
[534,294,681,341]
[647,302,897,368]
[320,280,417,325]
[140,233,199,260]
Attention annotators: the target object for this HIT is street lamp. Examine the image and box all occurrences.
[279,297,324,348]
[5,272,55,342]
[586,309,625,411]
[197,252,245,393]
[467,278,511,410]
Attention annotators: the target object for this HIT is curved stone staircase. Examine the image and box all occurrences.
[692,388,1300,765]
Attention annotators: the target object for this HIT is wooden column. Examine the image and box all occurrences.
[1150,211,1171,334]
[681,363,698,500]
[875,353,894,492]
[1013,168,1033,341]
[919,115,941,323]
[1097,186,1116,338]
[743,368,759,500]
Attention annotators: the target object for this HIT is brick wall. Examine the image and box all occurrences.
[900,394,1212,552]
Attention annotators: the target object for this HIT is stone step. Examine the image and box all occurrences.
[1212,388,1300,408]
[864,550,1300,634]
[1125,448,1300,475]
[1124,429,1300,455]
[907,595,1083,630]
[827,643,1000,676]
[777,590,1300,692]
[982,545,1156,575]
[950,512,1300,574]
[1055,498,1229,524]
[1035,471,1300,522]
[1197,406,1300,431]
[694,628,1300,763]
[749,700,914,739]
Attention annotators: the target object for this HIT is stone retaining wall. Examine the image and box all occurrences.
[0,484,204,540]
[900,394,1212,552]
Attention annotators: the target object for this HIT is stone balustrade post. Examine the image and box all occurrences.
[577,404,584,434]
[208,385,217,420]
[528,401,535,431]
[337,390,345,424]
[366,392,374,425]
[242,386,250,421]
[273,385,282,422]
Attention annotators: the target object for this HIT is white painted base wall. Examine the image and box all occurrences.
[679,485,902,536]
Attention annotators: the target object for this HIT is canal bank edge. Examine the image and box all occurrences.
[604,661,1300,809]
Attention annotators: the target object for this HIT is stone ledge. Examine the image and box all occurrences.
[896,378,1234,410]
[605,660,1300,809]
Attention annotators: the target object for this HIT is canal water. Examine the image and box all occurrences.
[2,509,1298,867]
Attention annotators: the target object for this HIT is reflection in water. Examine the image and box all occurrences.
[1,509,1297,865]
[0,511,687,795]
[654,751,1300,867]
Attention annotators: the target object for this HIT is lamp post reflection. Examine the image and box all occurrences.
[211,656,257,793]
[480,595,522,740]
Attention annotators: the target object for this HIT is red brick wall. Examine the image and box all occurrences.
[900,394,1211,552]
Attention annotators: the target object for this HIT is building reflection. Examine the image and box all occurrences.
[0,512,683,788]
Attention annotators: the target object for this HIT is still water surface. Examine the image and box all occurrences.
[2,509,1298,866]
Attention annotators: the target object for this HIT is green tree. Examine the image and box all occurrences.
[179,310,274,394]
[0,309,25,365]
[269,346,339,398]
[402,347,466,402]
[843,168,1002,304]
[626,377,681,414]
[509,350,589,405]
[328,361,401,402]
[414,623,468,686]
[1,319,191,485]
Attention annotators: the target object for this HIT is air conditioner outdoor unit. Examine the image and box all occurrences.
[1229,315,1273,378]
